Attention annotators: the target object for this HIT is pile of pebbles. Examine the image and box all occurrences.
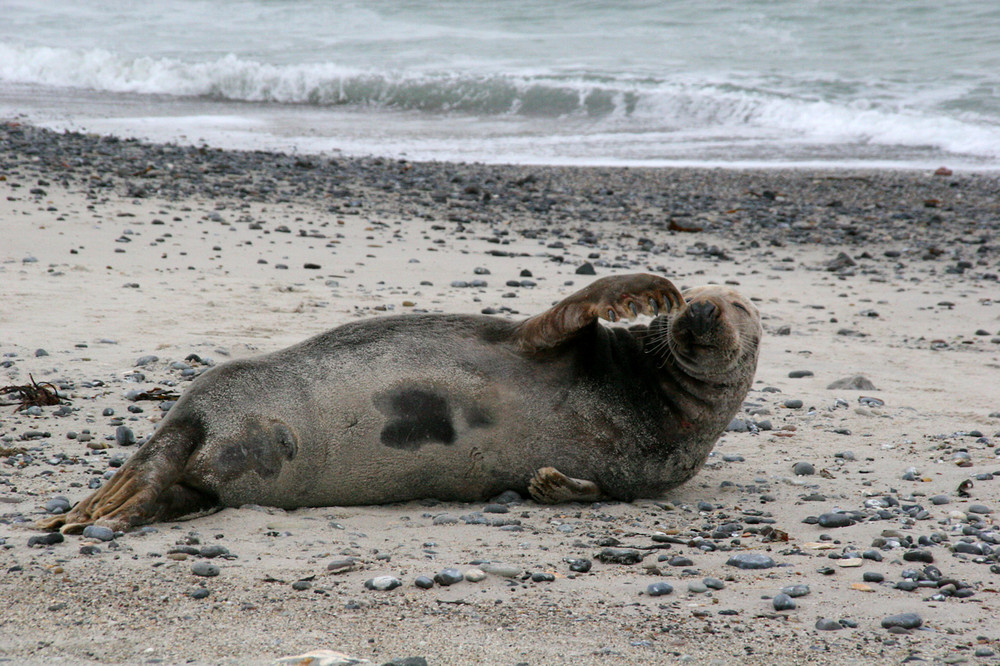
[3,122,999,274]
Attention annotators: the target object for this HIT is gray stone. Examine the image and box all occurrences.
[817,512,855,528]
[781,584,811,598]
[364,576,402,591]
[793,461,815,476]
[881,613,922,630]
[772,593,795,611]
[115,425,136,446]
[726,553,776,569]
[646,582,673,597]
[826,375,876,390]
[81,525,115,542]
[815,618,843,631]
[596,548,644,565]
[480,562,522,578]
[433,568,464,586]
[191,562,220,577]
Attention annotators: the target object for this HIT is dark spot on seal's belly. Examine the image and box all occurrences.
[375,387,456,449]
[215,421,298,480]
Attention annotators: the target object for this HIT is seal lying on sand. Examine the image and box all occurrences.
[40,273,761,533]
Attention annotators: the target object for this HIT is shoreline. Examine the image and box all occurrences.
[2,121,1000,665]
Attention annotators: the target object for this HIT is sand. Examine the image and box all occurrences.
[1,124,999,665]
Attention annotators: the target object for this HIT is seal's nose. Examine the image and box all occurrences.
[686,300,718,335]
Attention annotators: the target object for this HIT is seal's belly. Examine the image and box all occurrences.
[202,348,618,508]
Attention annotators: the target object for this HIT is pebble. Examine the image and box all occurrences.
[703,577,725,590]
[364,576,402,591]
[115,425,136,446]
[191,562,220,577]
[199,545,229,558]
[772,593,795,611]
[788,370,814,378]
[327,558,357,573]
[44,497,71,514]
[189,588,210,600]
[783,399,804,409]
[596,548,643,565]
[464,568,487,582]
[481,562,522,578]
[414,576,434,589]
[782,584,811,598]
[81,525,115,542]
[862,572,885,583]
[646,582,673,597]
[881,613,922,630]
[565,558,592,573]
[530,572,555,582]
[815,618,843,631]
[726,553,776,569]
[433,568,464,586]
[968,504,993,514]
[903,550,934,563]
[792,462,815,476]
[28,532,64,547]
[818,512,855,528]
[687,581,708,594]
[826,375,876,390]
[667,555,694,567]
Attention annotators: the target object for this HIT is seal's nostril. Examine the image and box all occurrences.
[686,300,718,334]
[689,301,717,319]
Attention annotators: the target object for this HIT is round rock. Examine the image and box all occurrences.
[364,576,402,591]
[726,553,776,570]
[646,582,673,597]
[115,426,137,447]
[433,568,464,586]
[772,593,795,611]
[792,462,815,476]
[81,525,115,542]
[191,562,220,577]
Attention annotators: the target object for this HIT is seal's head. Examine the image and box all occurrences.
[651,285,761,380]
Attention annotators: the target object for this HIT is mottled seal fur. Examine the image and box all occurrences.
[39,273,761,533]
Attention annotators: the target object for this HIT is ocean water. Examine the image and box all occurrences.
[1,0,999,168]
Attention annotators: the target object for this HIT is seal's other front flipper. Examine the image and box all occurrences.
[528,466,603,503]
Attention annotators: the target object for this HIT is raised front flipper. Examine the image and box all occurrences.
[515,273,684,353]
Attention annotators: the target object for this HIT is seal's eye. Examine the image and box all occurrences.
[732,302,749,314]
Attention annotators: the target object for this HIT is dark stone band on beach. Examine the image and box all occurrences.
[2,121,998,260]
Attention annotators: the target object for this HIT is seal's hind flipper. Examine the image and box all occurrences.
[515,273,684,353]
[36,416,210,534]
[528,467,603,504]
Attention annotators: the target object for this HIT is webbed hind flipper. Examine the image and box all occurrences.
[36,417,211,534]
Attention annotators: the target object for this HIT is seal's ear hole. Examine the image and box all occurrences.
[272,423,298,460]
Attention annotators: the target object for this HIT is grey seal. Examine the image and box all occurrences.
[39,273,761,533]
